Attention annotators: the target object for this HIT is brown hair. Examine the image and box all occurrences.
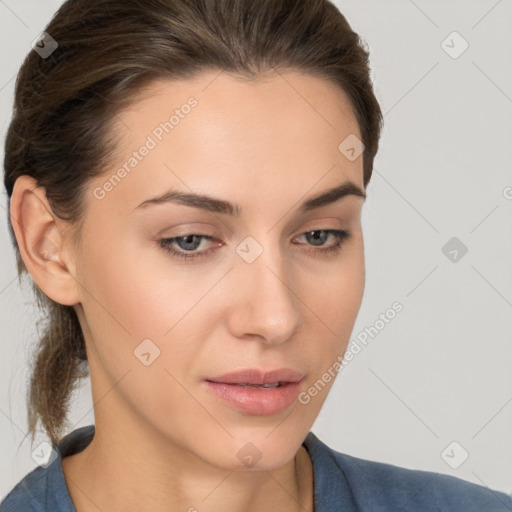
[3,0,383,446]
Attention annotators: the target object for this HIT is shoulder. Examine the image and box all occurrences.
[0,465,49,512]
[304,432,512,512]
[336,450,512,511]
[1,425,95,512]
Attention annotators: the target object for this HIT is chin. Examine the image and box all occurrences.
[201,430,303,472]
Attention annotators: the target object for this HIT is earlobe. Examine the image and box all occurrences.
[9,175,81,306]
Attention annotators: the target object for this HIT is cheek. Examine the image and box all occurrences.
[297,237,365,382]
[78,230,220,385]
[81,228,206,338]
[293,247,365,415]
[78,237,207,426]
[305,236,365,326]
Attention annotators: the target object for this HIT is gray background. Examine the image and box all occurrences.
[1,0,511,500]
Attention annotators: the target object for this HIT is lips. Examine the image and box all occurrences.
[205,368,305,386]
[204,368,305,415]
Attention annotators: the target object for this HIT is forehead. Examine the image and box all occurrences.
[90,69,364,213]
[118,69,360,138]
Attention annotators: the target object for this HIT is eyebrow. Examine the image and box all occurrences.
[134,180,365,216]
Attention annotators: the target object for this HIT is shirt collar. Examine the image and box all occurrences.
[303,431,358,511]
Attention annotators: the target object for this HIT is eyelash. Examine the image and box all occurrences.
[158,229,351,261]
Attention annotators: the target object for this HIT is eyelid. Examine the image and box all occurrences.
[156,222,218,238]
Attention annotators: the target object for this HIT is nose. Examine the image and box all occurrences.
[225,239,303,346]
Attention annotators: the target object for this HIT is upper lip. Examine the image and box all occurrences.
[205,368,305,385]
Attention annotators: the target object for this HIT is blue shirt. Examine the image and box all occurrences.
[1,425,511,511]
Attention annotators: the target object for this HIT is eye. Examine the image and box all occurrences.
[293,229,351,256]
[159,234,220,261]
[159,229,351,261]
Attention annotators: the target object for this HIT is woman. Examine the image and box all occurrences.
[1,0,510,510]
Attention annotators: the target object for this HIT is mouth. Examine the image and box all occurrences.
[203,368,305,415]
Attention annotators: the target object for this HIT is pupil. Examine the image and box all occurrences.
[178,235,201,251]
[307,230,327,246]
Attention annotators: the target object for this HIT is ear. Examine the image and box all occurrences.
[9,175,81,306]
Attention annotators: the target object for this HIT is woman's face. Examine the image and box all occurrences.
[72,69,366,469]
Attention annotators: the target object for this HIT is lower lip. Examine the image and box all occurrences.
[204,380,303,415]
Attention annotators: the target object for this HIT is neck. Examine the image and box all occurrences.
[62,418,314,512]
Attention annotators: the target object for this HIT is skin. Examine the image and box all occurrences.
[10,69,366,512]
